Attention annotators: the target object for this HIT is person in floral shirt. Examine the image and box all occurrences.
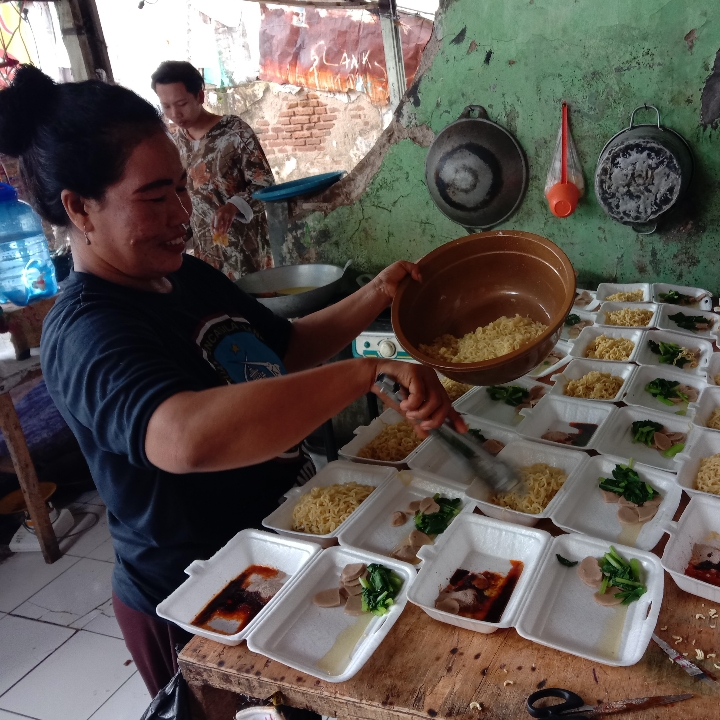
[152,61,274,280]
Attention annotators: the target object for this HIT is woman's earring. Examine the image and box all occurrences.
[84,230,91,246]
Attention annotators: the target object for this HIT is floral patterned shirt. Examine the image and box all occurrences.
[174,115,275,280]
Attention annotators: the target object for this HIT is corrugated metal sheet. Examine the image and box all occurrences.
[259,6,432,105]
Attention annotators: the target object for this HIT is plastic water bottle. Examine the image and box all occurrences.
[0,183,58,306]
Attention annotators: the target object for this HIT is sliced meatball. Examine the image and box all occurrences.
[528,386,546,402]
[542,431,573,444]
[482,438,505,455]
[677,384,699,403]
[391,543,418,563]
[313,588,345,608]
[444,589,476,607]
[435,597,460,614]
[409,529,433,551]
[617,505,641,525]
[419,497,440,515]
[341,563,367,583]
[636,503,659,522]
[652,432,672,451]
[577,556,603,588]
[593,587,624,606]
[665,432,686,445]
[391,511,407,527]
[344,593,364,616]
[601,490,620,503]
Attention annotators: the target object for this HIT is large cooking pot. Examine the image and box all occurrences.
[595,105,693,233]
[425,105,529,230]
[235,261,351,318]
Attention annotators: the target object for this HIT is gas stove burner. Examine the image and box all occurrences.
[353,311,416,361]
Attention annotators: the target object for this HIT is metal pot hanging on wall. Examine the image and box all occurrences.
[594,105,694,234]
[424,105,529,231]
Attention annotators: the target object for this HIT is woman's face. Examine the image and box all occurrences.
[84,132,193,281]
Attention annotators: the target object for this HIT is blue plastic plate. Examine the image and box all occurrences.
[252,171,345,202]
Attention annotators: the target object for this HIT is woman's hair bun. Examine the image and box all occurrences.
[0,65,57,157]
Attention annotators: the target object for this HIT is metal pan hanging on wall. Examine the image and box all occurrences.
[425,105,529,230]
[595,105,694,234]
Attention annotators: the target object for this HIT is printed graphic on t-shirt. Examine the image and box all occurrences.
[195,314,285,385]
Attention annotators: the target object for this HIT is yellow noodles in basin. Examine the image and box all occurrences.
[714,373,720,386]
[707,408,720,431]
[584,335,635,361]
[420,315,547,364]
[694,454,720,496]
[604,308,654,327]
[489,463,567,514]
[563,370,624,400]
[605,290,644,302]
[291,482,374,534]
[357,419,423,462]
[440,377,473,402]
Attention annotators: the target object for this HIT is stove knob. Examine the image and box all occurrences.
[378,340,397,358]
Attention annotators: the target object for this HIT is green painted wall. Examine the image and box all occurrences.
[299,0,720,291]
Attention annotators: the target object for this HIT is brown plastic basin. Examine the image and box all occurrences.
[391,231,576,386]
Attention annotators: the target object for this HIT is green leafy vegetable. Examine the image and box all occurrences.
[597,546,647,605]
[486,385,529,406]
[630,419,665,447]
[565,314,582,326]
[669,312,710,333]
[598,461,659,505]
[662,443,685,459]
[659,290,694,305]
[645,378,688,406]
[556,554,578,567]
[467,428,487,443]
[414,494,462,536]
[359,563,403,616]
[647,340,693,368]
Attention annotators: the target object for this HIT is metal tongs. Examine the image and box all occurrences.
[374,374,523,495]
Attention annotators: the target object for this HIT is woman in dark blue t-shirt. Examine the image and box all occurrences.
[0,66,465,697]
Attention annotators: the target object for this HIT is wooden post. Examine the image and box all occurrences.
[379,0,406,109]
[0,392,60,563]
[56,0,114,83]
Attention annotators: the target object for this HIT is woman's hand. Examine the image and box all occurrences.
[212,203,238,236]
[371,359,467,437]
[372,260,422,304]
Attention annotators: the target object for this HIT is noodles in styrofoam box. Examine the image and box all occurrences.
[596,282,651,304]
[692,386,720,433]
[675,427,720,499]
[550,359,635,403]
[568,326,644,363]
[597,301,659,329]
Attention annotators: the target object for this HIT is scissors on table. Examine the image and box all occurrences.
[526,687,693,719]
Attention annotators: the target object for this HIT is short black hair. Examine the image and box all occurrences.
[0,66,166,226]
[151,61,204,96]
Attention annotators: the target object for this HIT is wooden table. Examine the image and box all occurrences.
[179,519,720,720]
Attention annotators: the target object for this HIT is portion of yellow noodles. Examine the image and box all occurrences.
[605,290,644,302]
[420,315,547,364]
[357,420,423,462]
[489,463,567,514]
[604,308,653,327]
[694,454,720,496]
[291,482,374,534]
[584,335,635,361]
[563,370,624,400]
[440,377,473,402]
[708,408,720,431]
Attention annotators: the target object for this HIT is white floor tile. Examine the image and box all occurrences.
[71,599,122,639]
[0,552,80,613]
[0,613,5,622]
[87,537,115,564]
[0,630,135,720]
[62,508,110,558]
[0,615,74,696]
[75,490,104,506]
[0,710,35,719]
[13,559,113,627]
[88,672,150,720]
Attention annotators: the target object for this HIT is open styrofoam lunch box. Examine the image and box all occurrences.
[592,404,692,472]
[692,385,720,433]
[573,287,600,312]
[622,364,704,416]
[465,438,588,527]
[518,394,617,451]
[550,358,636,403]
[661,493,720,603]
[596,282,652,303]
[652,282,713,311]
[708,352,720,386]
[560,311,597,343]
[674,426,720,499]
[596,301,659,329]
[525,339,573,377]
[409,514,663,666]
[262,460,395,548]
[634,329,713,377]
[453,376,548,430]
[550,455,682,551]
[568,325,644,364]
[338,407,426,468]
[656,303,719,340]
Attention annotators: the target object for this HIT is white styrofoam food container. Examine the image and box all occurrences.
[550,455,682,551]
[592,405,692,472]
[336,470,470,559]
[550,358,636,403]
[596,282,651,303]
[692,385,720,433]
[674,427,720,499]
[518,395,616,451]
[656,303,720,340]
[573,288,600,312]
[652,282,713,311]
[339,407,426,467]
[156,529,322,646]
[453,376,548,430]
[634,329,713,377]
[661,494,720,603]
[408,513,551,633]
[262,460,395,548]
[597,301,659,329]
[408,419,519,484]
[515,533,663,666]
[708,353,720,386]
[525,339,573,377]
[245,545,415,683]
[465,439,588,527]
[561,311,597,344]
[568,326,643,364]
[622,364,704,416]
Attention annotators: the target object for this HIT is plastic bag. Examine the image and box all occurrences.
[140,670,190,720]
[545,102,584,217]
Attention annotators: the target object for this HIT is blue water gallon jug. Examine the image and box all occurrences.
[0,182,58,306]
